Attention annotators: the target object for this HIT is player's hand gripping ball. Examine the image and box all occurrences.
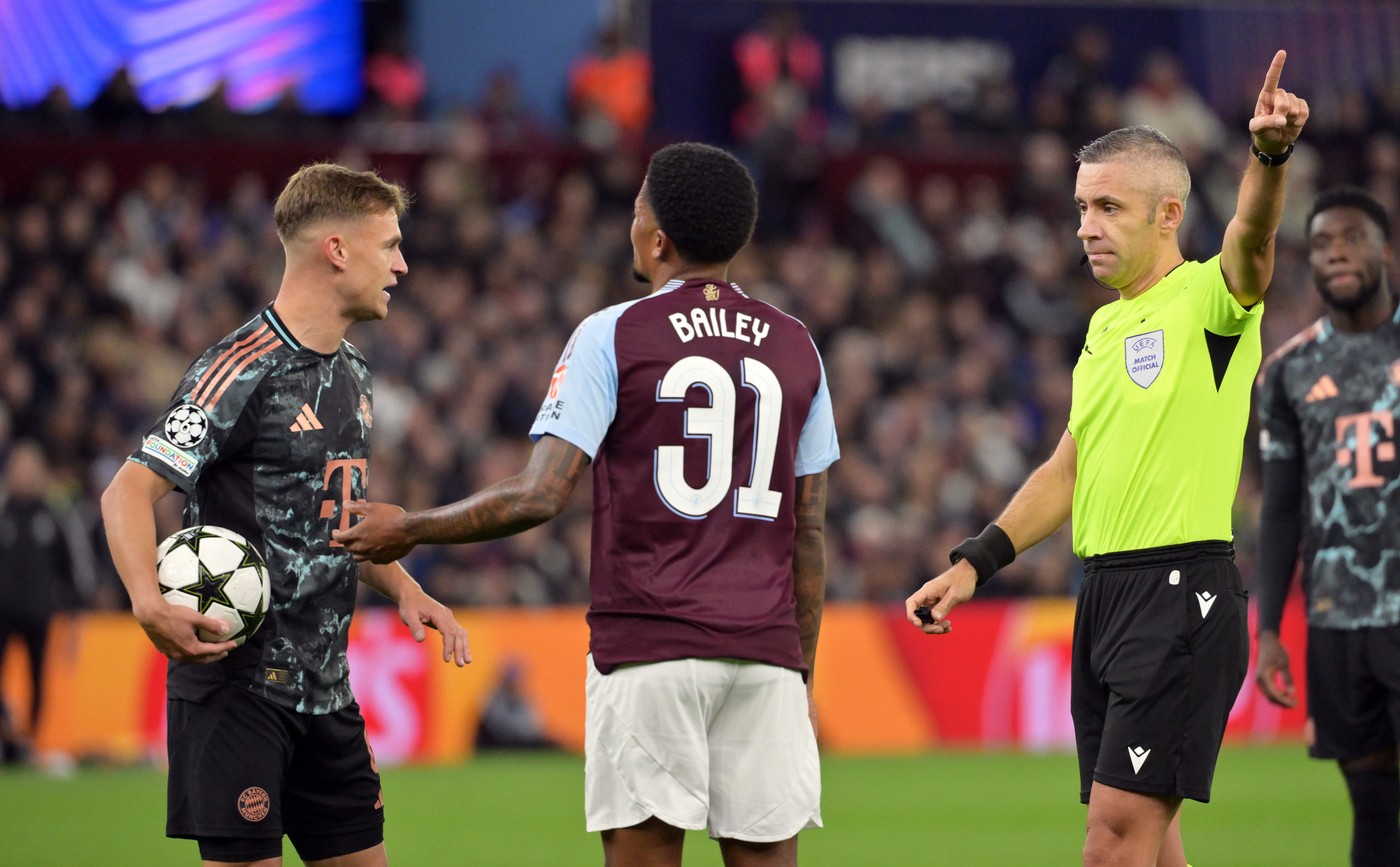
[156,525,270,646]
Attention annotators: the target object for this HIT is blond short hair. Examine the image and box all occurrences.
[273,163,409,242]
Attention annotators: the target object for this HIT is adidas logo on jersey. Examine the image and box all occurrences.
[1304,375,1339,403]
[1129,746,1151,774]
[290,404,323,433]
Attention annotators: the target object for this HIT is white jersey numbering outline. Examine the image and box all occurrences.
[654,355,784,521]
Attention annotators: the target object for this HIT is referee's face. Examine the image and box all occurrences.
[1075,160,1172,294]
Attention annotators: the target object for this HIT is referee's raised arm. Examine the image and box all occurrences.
[1220,49,1310,307]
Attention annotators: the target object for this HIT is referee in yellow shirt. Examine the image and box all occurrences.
[906,51,1308,867]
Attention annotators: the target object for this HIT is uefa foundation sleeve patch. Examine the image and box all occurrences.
[141,435,199,477]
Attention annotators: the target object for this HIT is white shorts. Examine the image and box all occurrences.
[584,655,822,841]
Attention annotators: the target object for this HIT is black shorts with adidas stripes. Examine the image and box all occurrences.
[1071,541,1248,804]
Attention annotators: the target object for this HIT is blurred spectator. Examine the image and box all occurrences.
[87,68,151,135]
[1121,49,1227,166]
[847,157,939,279]
[363,33,428,122]
[567,24,652,151]
[0,441,96,764]
[477,68,550,148]
[474,660,560,751]
[732,4,826,237]
[1037,25,1114,140]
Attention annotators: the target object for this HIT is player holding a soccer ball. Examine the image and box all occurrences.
[102,163,469,867]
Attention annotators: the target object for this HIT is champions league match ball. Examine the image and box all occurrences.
[156,525,270,646]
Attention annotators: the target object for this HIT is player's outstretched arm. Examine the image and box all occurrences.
[359,561,470,666]
[336,434,592,563]
[100,461,239,663]
[1221,49,1310,307]
[905,430,1077,634]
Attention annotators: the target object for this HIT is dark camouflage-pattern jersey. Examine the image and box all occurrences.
[130,305,373,713]
[1257,307,1400,630]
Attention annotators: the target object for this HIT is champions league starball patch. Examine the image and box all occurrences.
[1125,330,1164,388]
[165,403,210,448]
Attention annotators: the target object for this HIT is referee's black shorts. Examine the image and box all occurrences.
[166,684,384,862]
[1307,622,1400,761]
[1071,540,1248,804]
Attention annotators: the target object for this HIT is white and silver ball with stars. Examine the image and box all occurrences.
[155,525,269,646]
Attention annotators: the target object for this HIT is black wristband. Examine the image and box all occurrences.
[949,523,1016,587]
[1251,141,1293,167]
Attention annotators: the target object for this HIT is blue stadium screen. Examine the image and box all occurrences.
[0,0,361,113]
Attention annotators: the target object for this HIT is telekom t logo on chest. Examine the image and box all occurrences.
[1335,411,1396,489]
[322,458,369,544]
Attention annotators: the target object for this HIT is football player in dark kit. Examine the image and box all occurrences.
[102,163,469,867]
[338,142,840,867]
[1255,187,1400,867]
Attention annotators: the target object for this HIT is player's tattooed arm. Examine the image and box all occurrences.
[793,471,828,680]
[340,436,591,562]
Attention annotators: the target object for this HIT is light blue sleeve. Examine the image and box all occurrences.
[529,309,620,459]
[794,350,840,477]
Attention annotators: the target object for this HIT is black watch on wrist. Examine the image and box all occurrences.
[1251,141,1294,167]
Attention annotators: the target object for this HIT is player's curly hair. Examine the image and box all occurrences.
[274,162,410,242]
[644,143,757,265]
[1307,186,1391,239]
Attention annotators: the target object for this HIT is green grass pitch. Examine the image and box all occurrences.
[0,745,1348,865]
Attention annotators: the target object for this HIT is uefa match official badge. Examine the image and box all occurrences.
[1125,330,1164,388]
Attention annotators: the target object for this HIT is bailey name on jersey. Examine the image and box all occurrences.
[668,307,770,346]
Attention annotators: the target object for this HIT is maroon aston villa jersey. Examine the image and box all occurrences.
[531,278,840,675]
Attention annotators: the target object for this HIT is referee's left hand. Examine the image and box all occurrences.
[904,561,978,635]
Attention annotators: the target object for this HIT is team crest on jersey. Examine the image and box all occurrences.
[1125,330,1164,388]
[359,395,373,430]
[704,283,721,301]
[165,404,209,447]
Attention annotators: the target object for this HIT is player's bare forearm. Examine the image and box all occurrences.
[357,559,416,601]
[100,461,175,614]
[406,435,590,546]
[100,461,236,661]
[793,471,828,678]
[1222,49,1309,306]
[995,429,1077,554]
[360,561,470,665]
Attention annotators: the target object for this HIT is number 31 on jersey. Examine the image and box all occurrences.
[654,355,782,521]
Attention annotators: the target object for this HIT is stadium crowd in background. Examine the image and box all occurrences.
[0,24,1397,630]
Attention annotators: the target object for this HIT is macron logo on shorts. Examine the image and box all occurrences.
[1196,591,1216,618]
[1128,746,1151,774]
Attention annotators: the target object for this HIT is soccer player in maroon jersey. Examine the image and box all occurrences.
[338,142,839,866]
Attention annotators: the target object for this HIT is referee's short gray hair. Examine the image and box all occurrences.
[1076,126,1191,211]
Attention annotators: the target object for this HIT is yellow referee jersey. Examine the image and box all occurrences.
[1068,255,1263,557]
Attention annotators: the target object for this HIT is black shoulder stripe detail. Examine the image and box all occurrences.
[1204,328,1242,392]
